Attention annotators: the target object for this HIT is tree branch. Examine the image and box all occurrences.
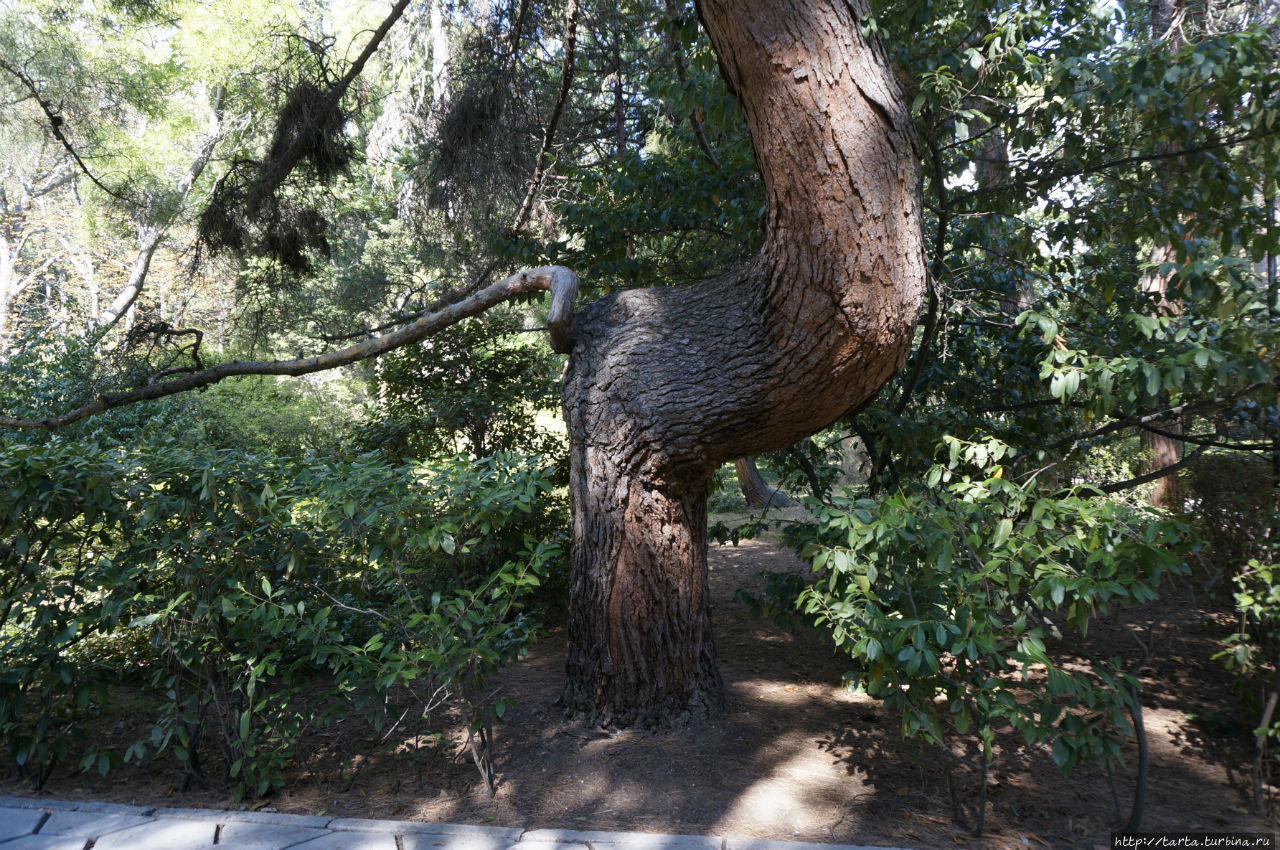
[99,86,226,332]
[1051,381,1273,450]
[510,0,579,234]
[0,57,126,201]
[0,265,578,431]
[245,0,413,220]
[665,0,719,167]
[1136,420,1273,452]
[337,0,413,97]
[954,128,1280,205]
[13,252,63,296]
[1092,443,1207,495]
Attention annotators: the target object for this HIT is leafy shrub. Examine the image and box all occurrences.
[1181,453,1280,810]
[786,436,1193,834]
[1219,553,1280,808]
[363,311,563,466]
[0,438,139,786]
[0,437,566,798]
[1185,452,1276,582]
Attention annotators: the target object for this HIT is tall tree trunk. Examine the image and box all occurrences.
[1140,0,1186,509]
[735,457,796,509]
[559,0,927,727]
[0,286,11,354]
[430,0,449,108]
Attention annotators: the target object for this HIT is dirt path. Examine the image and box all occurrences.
[3,540,1273,847]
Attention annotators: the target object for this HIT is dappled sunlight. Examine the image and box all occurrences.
[713,748,865,839]
[6,539,1272,848]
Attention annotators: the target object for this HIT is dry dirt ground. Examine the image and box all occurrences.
[2,538,1275,848]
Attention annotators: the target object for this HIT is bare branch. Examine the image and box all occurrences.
[336,0,413,102]
[510,0,579,234]
[30,168,76,200]
[13,252,63,296]
[1093,443,1208,495]
[0,265,579,431]
[954,128,1280,205]
[1052,380,1274,450]
[505,0,534,56]
[0,57,127,201]
[246,0,413,216]
[1136,420,1272,452]
[664,0,719,167]
[97,225,162,332]
[99,86,227,332]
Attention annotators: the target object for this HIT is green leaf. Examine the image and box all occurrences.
[1052,738,1070,769]
[992,518,1013,549]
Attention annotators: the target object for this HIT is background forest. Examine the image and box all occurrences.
[1,0,1279,840]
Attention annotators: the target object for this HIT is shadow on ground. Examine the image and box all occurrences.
[3,541,1273,848]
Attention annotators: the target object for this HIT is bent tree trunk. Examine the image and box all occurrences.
[560,0,927,727]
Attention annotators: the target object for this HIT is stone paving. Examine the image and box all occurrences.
[0,797,907,850]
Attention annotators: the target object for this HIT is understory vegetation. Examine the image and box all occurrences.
[0,0,1278,837]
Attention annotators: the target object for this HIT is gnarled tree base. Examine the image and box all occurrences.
[559,429,725,728]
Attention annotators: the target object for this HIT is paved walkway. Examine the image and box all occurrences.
[0,797,906,850]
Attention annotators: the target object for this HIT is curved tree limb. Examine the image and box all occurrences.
[733,457,796,509]
[0,265,578,431]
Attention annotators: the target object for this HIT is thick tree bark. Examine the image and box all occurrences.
[559,0,927,726]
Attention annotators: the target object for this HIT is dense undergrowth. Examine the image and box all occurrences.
[0,436,567,799]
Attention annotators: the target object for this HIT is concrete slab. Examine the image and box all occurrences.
[0,798,74,812]
[521,831,720,850]
[158,808,334,829]
[37,810,152,838]
[91,817,217,850]
[401,833,526,850]
[727,841,911,850]
[0,798,153,817]
[215,821,330,848]
[0,796,923,850]
[329,819,523,840]
[290,833,401,850]
[0,836,89,850]
[510,840,589,850]
[55,801,154,816]
[0,807,46,842]
[201,846,343,850]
